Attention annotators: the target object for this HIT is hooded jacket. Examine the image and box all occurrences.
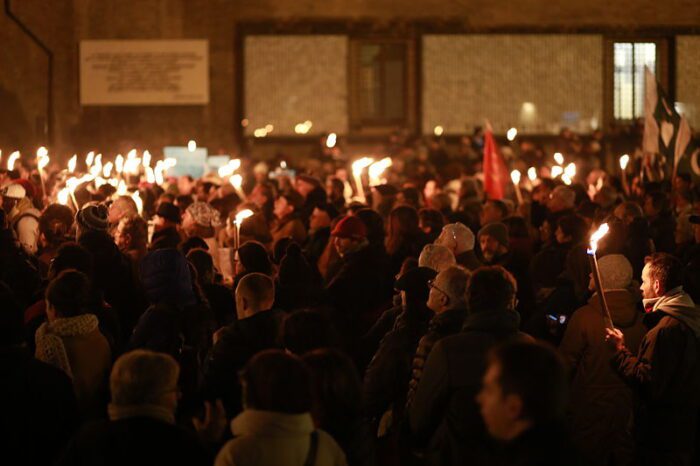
[612,287,700,453]
[215,410,347,466]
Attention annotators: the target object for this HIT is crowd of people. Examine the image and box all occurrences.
[1,128,700,466]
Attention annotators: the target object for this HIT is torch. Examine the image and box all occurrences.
[587,223,614,329]
[619,154,630,196]
[36,147,50,199]
[510,170,523,205]
[351,157,374,203]
[230,174,246,201]
[233,209,254,250]
[368,157,393,186]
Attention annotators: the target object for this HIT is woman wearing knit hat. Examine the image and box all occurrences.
[559,254,646,466]
[75,203,109,240]
[271,191,307,246]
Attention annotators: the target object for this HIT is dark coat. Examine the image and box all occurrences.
[407,309,528,466]
[612,290,700,457]
[149,226,182,251]
[495,422,587,466]
[648,211,676,254]
[325,243,392,350]
[559,290,647,466]
[56,416,210,466]
[202,282,235,328]
[363,304,433,422]
[203,308,283,417]
[454,250,482,271]
[405,307,467,409]
[0,348,80,466]
[304,226,331,266]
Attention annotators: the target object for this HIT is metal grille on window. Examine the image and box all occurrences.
[614,42,656,121]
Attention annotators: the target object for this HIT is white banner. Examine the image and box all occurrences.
[80,40,209,105]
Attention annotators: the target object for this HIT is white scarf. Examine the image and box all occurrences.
[35,314,99,379]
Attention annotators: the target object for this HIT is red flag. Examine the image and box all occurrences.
[482,125,508,200]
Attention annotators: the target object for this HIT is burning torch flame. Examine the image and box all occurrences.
[7,151,20,170]
[352,157,375,177]
[554,152,564,165]
[588,223,609,255]
[103,162,113,178]
[326,133,337,148]
[510,170,521,184]
[230,174,243,189]
[85,151,95,168]
[116,180,127,196]
[131,191,143,215]
[506,127,518,141]
[115,155,124,174]
[528,167,537,181]
[187,140,197,152]
[551,166,563,178]
[38,154,50,170]
[368,157,393,185]
[37,147,48,159]
[68,155,77,173]
[234,208,254,226]
[620,154,630,170]
[142,151,151,168]
[145,167,156,184]
[218,159,241,178]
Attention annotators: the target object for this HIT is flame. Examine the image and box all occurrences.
[506,127,518,141]
[234,208,254,225]
[510,170,521,184]
[565,163,576,179]
[187,140,197,152]
[127,149,137,160]
[620,154,630,170]
[142,150,151,168]
[551,166,563,178]
[433,126,444,136]
[554,152,564,165]
[68,155,77,173]
[145,166,156,184]
[154,161,165,185]
[7,151,20,170]
[326,133,337,148]
[102,161,113,178]
[230,174,243,189]
[116,180,127,195]
[38,154,50,171]
[352,157,375,176]
[528,167,537,181]
[368,157,393,185]
[37,147,48,158]
[115,155,124,173]
[131,191,143,215]
[218,159,241,178]
[57,188,70,205]
[588,223,609,255]
[85,151,95,168]
[163,158,177,169]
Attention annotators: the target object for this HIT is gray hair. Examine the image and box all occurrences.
[552,186,576,209]
[110,350,179,406]
[419,244,457,272]
[436,266,470,309]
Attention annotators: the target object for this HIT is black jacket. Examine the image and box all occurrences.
[56,416,210,466]
[363,304,433,422]
[612,291,700,454]
[150,226,182,251]
[408,309,528,466]
[405,307,467,409]
[203,308,283,417]
[495,422,587,466]
[0,347,80,466]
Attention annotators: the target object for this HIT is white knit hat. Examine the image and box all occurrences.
[598,254,633,290]
[1,183,25,200]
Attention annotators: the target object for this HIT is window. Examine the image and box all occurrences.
[349,39,415,132]
[613,42,657,121]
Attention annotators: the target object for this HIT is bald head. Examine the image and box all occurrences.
[235,272,274,319]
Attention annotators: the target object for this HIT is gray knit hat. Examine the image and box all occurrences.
[186,202,221,229]
[598,254,633,290]
[76,203,109,232]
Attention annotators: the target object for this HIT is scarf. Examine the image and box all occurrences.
[35,314,99,379]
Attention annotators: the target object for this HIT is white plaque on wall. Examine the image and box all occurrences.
[80,40,209,105]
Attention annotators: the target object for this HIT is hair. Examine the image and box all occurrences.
[645,253,684,294]
[489,341,568,425]
[50,242,94,279]
[237,272,275,310]
[241,349,312,414]
[175,194,194,212]
[110,350,179,406]
[386,205,422,255]
[179,236,209,256]
[418,244,456,272]
[437,266,470,308]
[468,266,517,313]
[112,196,138,217]
[187,248,214,284]
[117,215,148,251]
[355,208,386,250]
[551,186,576,209]
[400,186,421,208]
[556,214,588,244]
[39,204,74,248]
[418,208,445,235]
[282,309,339,355]
[302,348,363,433]
[485,199,509,219]
[45,269,91,318]
[616,201,644,220]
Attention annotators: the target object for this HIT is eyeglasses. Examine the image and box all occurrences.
[428,279,450,300]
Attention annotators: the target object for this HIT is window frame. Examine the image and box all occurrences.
[604,36,672,127]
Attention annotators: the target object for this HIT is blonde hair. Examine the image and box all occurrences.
[110,350,179,406]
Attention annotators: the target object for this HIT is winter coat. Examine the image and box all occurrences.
[648,211,676,254]
[325,244,392,351]
[272,214,307,245]
[454,250,482,271]
[405,307,467,409]
[363,305,433,422]
[149,226,182,251]
[57,416,210,466]
[304,226,331,266]
[215,410,347,466]
[203,309,283,417]
[559,290,647,466]
[495,422,587,466]
[203,283,236,328]
[1,347,80,466]
[612,288,700,456]
[408,309,528,466]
